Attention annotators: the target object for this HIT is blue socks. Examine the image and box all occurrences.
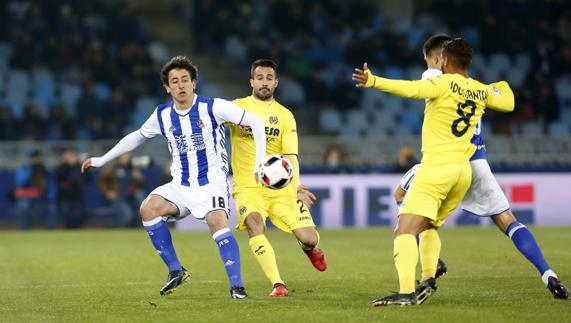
[213,228,243,288]
[506,221,550,277]
[143,218,182,272]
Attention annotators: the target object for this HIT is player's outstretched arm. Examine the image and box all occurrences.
[486,81,515,112]
[352,62,442,100]
[240,111,267,174]
[80,131,147,173]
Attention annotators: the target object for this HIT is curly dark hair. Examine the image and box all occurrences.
[160,55,198,85]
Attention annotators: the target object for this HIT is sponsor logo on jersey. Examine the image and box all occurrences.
[169,125,176,132]
[299,215,312,221]
[239,206,248,215]
[269,116,279,124]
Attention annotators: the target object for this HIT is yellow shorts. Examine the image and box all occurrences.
[233,187,315,233]
[399,161,472,227]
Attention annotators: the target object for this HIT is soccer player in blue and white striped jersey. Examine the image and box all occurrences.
[81,56,268,299]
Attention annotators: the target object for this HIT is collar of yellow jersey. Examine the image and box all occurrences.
[250,95,275,106]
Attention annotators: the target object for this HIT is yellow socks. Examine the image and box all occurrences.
[419,229,441,281]
[393,234,418,294]
[249,235,284,286]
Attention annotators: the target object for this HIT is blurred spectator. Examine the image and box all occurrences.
[55,148,87,229]
[395,147,419,173]
[323,144,349,173]
[14,149,57,230]
[96,153,144,228]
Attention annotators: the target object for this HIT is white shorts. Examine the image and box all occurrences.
[400,159,510,217]
[149,179,230,223]
[461,159,510,217]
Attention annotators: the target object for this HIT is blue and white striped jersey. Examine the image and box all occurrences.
[140,95,246,187]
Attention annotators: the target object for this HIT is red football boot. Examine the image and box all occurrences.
[270,283,289,297]
[304,247,327,272]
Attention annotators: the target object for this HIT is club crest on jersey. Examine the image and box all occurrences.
[197,119,204,128]
[239,206,248,215]
[269,116,279,124]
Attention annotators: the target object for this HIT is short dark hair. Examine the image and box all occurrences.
[250,58,278,78]
[442,38,473,69]
[160,56,198,85]
[422,34,452,57]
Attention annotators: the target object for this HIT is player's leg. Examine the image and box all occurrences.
[140,193,189,296]
[292,227,327,272]
[269,197,327,272]
[395,181,447,280]
[205,209,247,299]
[465,159,568,299]
[244,211,287,296]
[235,189,286,296]
[493,210,569,299]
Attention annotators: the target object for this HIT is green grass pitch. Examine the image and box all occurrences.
[1,227,569,322]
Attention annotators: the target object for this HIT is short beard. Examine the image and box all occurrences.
[253,89,273,101]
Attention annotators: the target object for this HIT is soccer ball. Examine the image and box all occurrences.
[259,154,294,189]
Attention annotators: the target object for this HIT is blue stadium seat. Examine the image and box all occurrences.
[94,83,112,102]
[318,107,342,134]
[147,41,170,63]
[135,96,158,115]
[346,109,369,134]
[59,83,82,117]
[547,121,570,136]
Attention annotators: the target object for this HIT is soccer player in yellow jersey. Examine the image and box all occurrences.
[352,38,515,306]
[230,59,327,297]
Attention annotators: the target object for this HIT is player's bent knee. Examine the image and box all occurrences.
[206,210,228,232]
[140,195,174,221]
[245,213,264,235]
[294,227,318,247]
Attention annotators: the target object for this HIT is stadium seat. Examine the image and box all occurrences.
[7,69,30,99]
[94,83,112,102]
[399,107,423,134]
[147,41,170,63]
[346,109,370,135]
[555,78,571,100]
[135,96,158,115]
[59,83,82,117]
[32,67,55,87]
[521,121,544,135]
[547,121,570,136]
[318,107,342,134]
[276,77,305,105]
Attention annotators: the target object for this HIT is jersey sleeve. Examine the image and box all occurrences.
[281,111,298,155]
[367,70,445,100]
[213,98,246,125]
[139,109,162,138]
[485,81,515,112]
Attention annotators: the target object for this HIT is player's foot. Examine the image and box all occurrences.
[372,292,417,307]
[435,258,448,279]
[230,286,248,299]
[415,277,437,305]
[547,276,569,299]
[160,267,190,296]
[270,283,289,297]
[303,247,327,271]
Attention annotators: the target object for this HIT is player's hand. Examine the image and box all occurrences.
[297,184,316,208]
[254,163,263,184]
[352,62,372,88]
[81,158,93,173]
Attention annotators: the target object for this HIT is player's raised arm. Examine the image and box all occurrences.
[81,131,147,173]
[352,63,443,100]
[81,111,161,173]
[486,81,515,112]
[214,99,267,174]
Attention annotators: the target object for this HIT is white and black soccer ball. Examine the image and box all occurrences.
[259,154,294,189]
